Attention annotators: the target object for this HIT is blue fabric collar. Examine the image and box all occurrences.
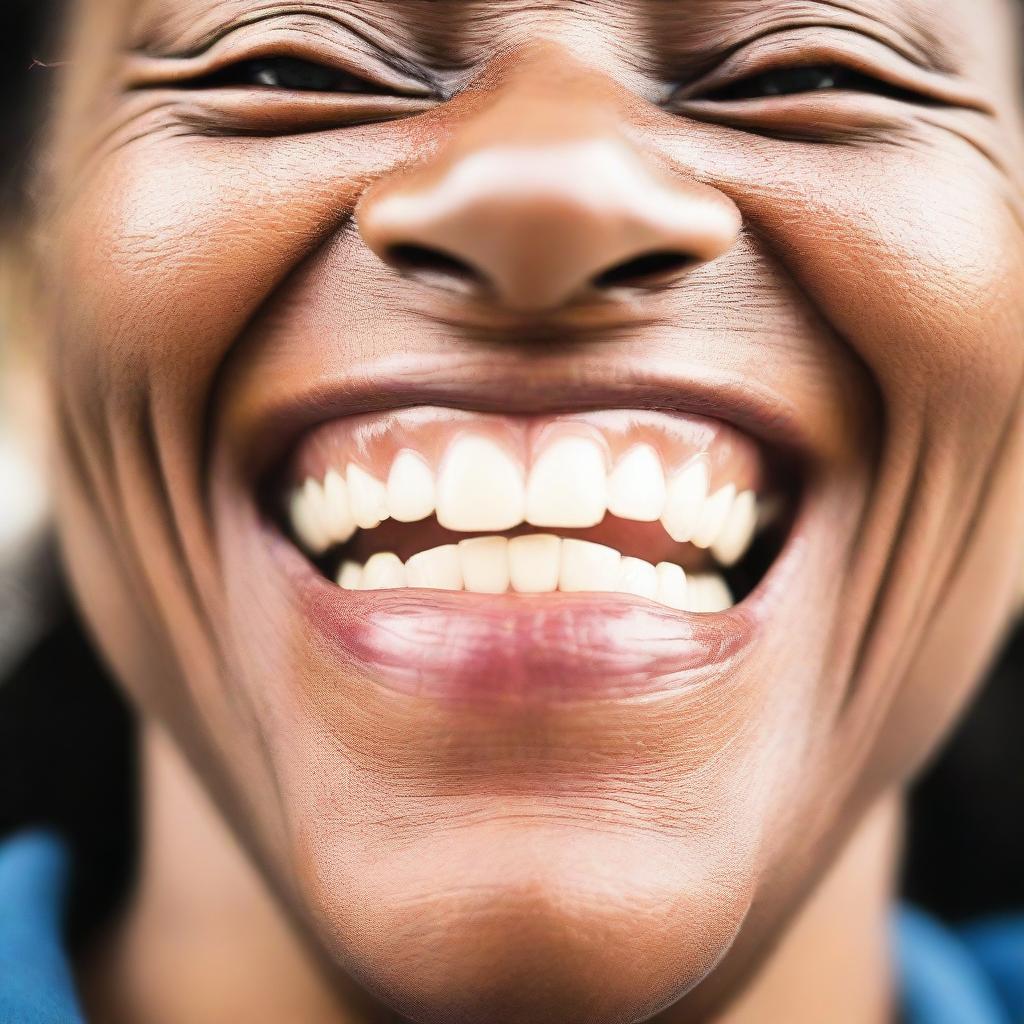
[0,832,85,1024]
[2,830,1020,1024]
[897,905,1024,1024]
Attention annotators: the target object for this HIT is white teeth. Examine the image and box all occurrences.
[656,561,689,610]
[617,556,658,600]
[337,560,363,590]
[691,483,737,550]
[458,536,511,594]
[703,575,734,613]
[347,464,389,530]
[336,541,736,611]
[661,459,709,543]
[406,544,463,591]
[387,450,436,524]
[607,444,666,523]
[290,478,331,555]
[360,552,406,590]
[711,490,758,568]
[686,573,734,613]
[560,539,621,593]
[508,534,562,593]
[526,436,607,528]
[292,433,761,611]
[322,469,357,546]
[436,435,526,532]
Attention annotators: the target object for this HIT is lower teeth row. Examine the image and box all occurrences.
[336,535,735,613]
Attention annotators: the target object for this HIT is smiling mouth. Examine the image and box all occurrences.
[272,406,795,616]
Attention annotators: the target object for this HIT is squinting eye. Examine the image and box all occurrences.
[205,56,387,94]
[701,64,915,102]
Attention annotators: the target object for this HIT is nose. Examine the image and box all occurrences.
[357,61,741,314]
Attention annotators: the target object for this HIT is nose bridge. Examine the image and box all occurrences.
[357,51,741,313]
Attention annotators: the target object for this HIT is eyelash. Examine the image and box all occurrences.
[194,56,395,94]
[698,64,924,103]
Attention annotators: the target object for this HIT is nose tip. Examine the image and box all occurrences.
[358,136,741,313]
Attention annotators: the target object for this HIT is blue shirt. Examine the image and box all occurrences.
[2,830,1022,1024]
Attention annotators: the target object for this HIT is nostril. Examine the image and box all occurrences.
[593,251,695,290]
[386,244,485,289]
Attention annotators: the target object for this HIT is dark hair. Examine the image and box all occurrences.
[0,0,60,215]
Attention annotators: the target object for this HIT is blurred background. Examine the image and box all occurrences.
[0,0,1020,951]
[0,0,57,677]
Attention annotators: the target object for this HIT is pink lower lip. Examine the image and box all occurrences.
[278,535,755,702]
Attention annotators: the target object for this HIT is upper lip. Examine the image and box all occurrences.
[226,350,812,489]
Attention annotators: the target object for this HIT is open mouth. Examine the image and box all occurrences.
[273,407,795,615]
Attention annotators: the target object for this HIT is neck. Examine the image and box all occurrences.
[83,725,901,1024]
[713,795,900,1024]
[81,724,357,1024]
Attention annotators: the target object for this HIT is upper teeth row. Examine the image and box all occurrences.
[289,434,760,565]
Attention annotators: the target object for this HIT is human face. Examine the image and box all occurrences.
[45,1,1024,1021]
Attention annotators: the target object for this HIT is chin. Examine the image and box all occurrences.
[303,825,756,1024]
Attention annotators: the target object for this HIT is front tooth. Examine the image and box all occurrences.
[436,435,525,532]
[406,544,463,590]
[703,575,735,612]
[617,556,658,599]
[691,483,737,550]
[290,478,330,554]
[360,552,407,590]
[687,573,735,613]
[337,560,364,590]
[458,537,510,594]
[509,534,561,593]
[526,437,607,528]
[685,575,708,612]
[711,490,758,567]
[387,450,436,524]
[608,444,666,522]
[322,469,357,545]
[347,464,389,530]
[560,539,621,592]
[656,562,688,610]
[661,459,709,543]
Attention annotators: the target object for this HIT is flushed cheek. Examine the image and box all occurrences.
[760,152,1024,414]
[50,130,405,407]
[47,131,420,657]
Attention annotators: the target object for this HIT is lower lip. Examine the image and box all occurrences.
[271,529,756,703]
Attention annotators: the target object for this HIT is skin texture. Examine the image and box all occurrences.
[37,1,1024,1021]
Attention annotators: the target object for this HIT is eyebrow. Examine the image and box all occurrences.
[813,0,959,73]
[130,2,350,58]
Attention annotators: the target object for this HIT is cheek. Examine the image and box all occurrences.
[48,130,404,419]
[764,148,1024,772]
[749,148,1024,421]
[44,130,411,723]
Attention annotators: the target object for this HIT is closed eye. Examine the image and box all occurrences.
[699,64,934,105]
[183,56,405,95]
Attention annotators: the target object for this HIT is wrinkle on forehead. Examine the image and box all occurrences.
[128,0,973,71]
